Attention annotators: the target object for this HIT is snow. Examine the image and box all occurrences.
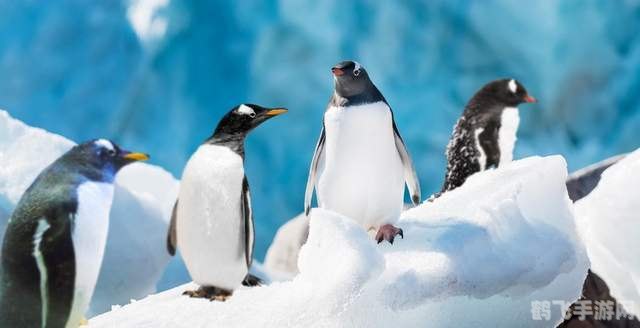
[90,155,588,327]
[574,149,640,316]
[0,110,179,316]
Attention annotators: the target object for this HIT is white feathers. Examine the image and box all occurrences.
[68,181,114,327]
[95,139,115,152]
[508,79,517,93]
[237,104,256,117]
[317,101,404,228]
[474,128,487,171]
[176,144,248,290]
[32,218,50,328]
[498,107,520,166]
[353,61,362,75]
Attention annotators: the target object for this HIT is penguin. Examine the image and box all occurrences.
[166,104,287,301]
[438,78,536,195]
[304,60,421,244]
[0,139,148,328]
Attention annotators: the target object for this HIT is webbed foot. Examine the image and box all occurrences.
[183,286,232,302]
[375,224,404,244]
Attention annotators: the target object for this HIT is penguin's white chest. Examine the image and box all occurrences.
[176,144,247,290]
[498,107,520,165]
[67,181,114,327]
[317,101,404,228]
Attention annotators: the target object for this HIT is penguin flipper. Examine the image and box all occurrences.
[242,176,255,268]
[304,127,326,216]
[392,121,421,205]
[478,121,501,169]
[167,200,178,256]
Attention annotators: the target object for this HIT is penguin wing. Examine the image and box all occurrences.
[166,200,178,256]
[392,120,422,205]
[242,176,255,267]
[304,127,326,216]
[478,121,501,169]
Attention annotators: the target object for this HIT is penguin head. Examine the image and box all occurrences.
[212,104,288,139]
[331,60,375,98]
[64,139,149,181]
[479,79,537,107]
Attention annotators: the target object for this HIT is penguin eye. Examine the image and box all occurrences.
[249,112,256,118]
[106,149,116,157]
[353,69,361,77]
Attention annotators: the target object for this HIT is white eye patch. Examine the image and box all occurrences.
[95,139,115,152]
[353,61,362,72]
[237,104,256,117]
[508,79,517,93]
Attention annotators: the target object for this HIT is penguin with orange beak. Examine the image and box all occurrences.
[438,78,536,195]
[0,139,149,328]
[167,104,287,301]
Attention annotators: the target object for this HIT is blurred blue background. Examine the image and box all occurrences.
[1,0,640,265]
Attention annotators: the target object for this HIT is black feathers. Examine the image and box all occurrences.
[439,79,534,195]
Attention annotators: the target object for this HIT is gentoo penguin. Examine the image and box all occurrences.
[0,139,148,328]
[438,78,536,195]
[304,60,421,244]
[166,104,287,300]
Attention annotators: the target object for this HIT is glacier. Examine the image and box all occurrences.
[574,149,640,317]
[1,1,640,265]
[89,155,589,327]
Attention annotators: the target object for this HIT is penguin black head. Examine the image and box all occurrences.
[474,78,537,108]
[62,139,150,182]
[210,104,287,143]
[331,60,378,98]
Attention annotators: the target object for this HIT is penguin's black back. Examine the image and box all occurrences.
[0,154,88,327]
[439,84,512,194]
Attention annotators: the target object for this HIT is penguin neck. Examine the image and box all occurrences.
[58,156,117,184]
[206,133,246,159]
[330,83,386,107]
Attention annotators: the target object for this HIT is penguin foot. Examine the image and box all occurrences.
[375,224,404,244]
[242,273,263,287]
[183,286,232,301]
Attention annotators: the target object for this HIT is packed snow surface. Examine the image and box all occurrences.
[575,149,640,317]
[0,110,179,315]
[90,155,588,327]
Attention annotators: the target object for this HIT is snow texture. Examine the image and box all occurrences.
[90,155,588,328]
[0,110,179,316]
[575,148,640,317]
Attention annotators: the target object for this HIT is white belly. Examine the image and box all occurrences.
[67,181,113,328]
[176,144,247,290]
[317,102,404,228]
[498,107,520,166]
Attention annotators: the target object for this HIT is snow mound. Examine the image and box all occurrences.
[575,149,640,316]
[90,155,588,327]
[0,110,179,315]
